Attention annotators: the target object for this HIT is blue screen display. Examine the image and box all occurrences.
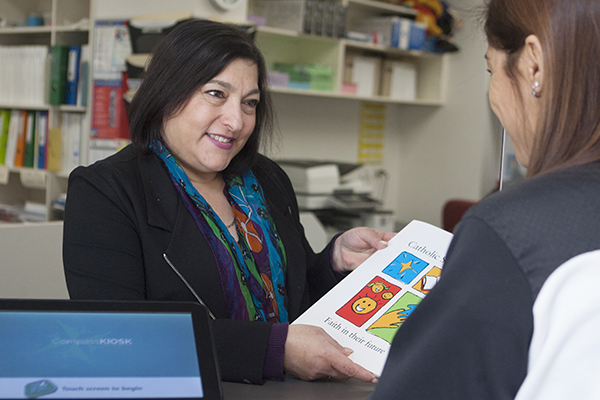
[0,311,201,378]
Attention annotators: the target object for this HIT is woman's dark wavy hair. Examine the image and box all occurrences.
[484,0,600,177]
[128,19,273,176]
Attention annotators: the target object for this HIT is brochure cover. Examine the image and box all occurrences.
[293,220,453,377]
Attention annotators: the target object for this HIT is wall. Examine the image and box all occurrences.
[0,222,68,299]
[392,0,501,225]
[267,93,403,218]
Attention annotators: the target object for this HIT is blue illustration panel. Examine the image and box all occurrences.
[382,251,429,284]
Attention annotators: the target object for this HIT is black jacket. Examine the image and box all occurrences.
[372,161,600,399]
[63,145,339,383]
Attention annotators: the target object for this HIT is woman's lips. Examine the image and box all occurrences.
[206,133,234,150]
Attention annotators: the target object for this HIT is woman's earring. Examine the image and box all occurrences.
[532,81,541,97]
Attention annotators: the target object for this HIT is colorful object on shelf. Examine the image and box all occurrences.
[91,74,130,140]
[408,21,426,50]
[49,45,69,106]
[0,109,11,166]
[341,82,357,95]
[272,63,334,92]
[401,0,460,53]
[266,71,289,88]
[26,15,44,27]
[401,0,444,36]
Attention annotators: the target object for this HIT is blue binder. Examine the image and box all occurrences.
[65,45,81,105]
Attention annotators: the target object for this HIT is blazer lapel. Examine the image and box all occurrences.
[139,152,229,318]
[163,205,229,318]
[139,151,179,231]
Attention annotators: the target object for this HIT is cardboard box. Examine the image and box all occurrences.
[380,59,417,101]
[345,53,382,97]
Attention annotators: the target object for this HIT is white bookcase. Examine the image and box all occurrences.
[0,0,449,223]
[251,0,447,105]
[0,0,93,222]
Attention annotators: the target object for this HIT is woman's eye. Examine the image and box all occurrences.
[206,90,225,99]
[486,68,492,75]
[242,99,259,114]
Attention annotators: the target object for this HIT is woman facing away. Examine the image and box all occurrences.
[371,0,600,398]
[63,19,395,384]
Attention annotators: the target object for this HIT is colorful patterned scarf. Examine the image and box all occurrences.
[152,141,288,323]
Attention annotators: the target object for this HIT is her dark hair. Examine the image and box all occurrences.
[484,0,600,177]
[128,19,273,176]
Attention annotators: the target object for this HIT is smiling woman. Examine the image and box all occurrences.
[127,20,272,177]
[161,59,259,182]
[62,19,395,385]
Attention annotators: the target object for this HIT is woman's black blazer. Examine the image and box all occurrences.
[63,144,338,383]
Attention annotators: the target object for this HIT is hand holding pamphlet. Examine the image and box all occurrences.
[293,220,453,377]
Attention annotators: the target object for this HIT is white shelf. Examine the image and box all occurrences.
[0,104,87,112]
[257,25,442,58]
[270,86,443,106]
[0,26,89,34]
[53,24,91,32]
[256,25,336,41]
[58,104,87,113]
[342,0,417,17]
[0,26,52,34]
[0,159,78,179]
[342,39,442,59]
[0,103,49,111]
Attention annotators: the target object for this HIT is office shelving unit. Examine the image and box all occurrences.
[252,0,447,105]
[0,0,450,224]
[0,0,93,222]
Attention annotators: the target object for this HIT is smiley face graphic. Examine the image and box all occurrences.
[352,296,377,314]
[368,282,389,293]
[381,292,393,300]
[336,277,401,327]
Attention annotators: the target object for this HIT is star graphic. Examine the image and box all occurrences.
[399,260,414,274]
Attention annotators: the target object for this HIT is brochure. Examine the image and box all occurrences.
[292,220,453,377]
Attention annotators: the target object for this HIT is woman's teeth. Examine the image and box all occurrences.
[208,133,232,143]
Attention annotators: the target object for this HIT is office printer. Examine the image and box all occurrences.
[276,159,387,210]
[276,160,394,235]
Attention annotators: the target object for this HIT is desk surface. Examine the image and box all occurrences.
[222,376,375,400]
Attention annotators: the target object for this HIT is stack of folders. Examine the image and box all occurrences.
[0,109,48,169]
[0,46,48,106]
[0,44,89,107]
[0,108,82,173]
[49,44,90,106]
